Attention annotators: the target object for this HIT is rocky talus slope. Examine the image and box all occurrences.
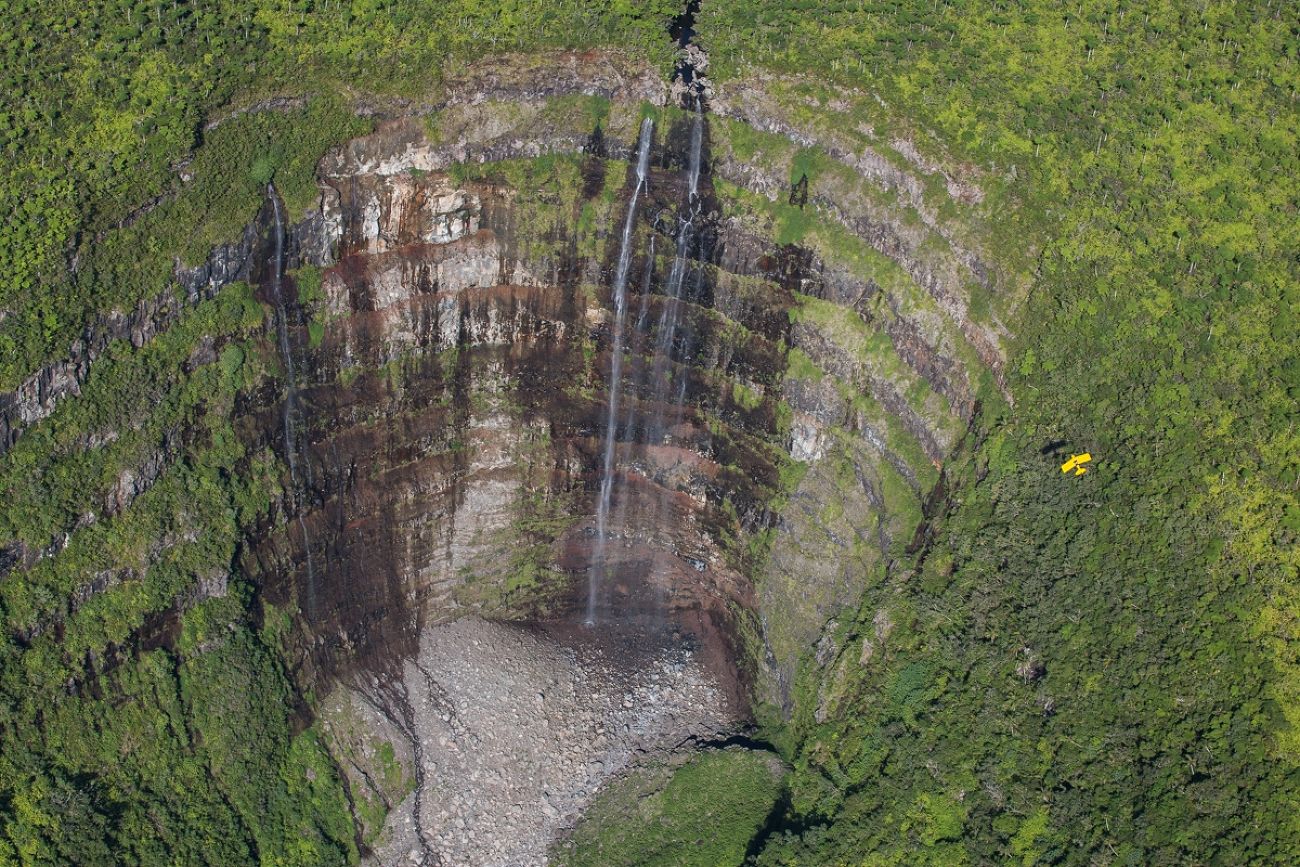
[341,618,731,866]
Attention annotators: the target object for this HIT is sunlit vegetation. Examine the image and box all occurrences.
[1,0,1295,863]
[697,1,1299,863]
[555,749,785,866]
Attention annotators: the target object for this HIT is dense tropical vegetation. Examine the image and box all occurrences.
[556,750,786,866]
[697,1,1299,863]
[1,0,1295,863]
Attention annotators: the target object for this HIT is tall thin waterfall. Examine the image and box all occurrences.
[686,109,704,202]
[647,109,704,444]
[267,185,317,616]
[588,117,655,625]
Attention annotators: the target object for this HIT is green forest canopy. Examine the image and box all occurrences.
[697,1,1299,863]
[1,0,1297,864]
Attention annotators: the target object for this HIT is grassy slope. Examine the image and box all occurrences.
[697,1,1299,863]
[553,749,786,867]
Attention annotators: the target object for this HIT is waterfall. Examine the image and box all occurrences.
[622,231,658,447]
[588,117,655,626]
[633,234,658,345]
[267,185,318,616]
[647,109,704,445]
[687,109,704,202]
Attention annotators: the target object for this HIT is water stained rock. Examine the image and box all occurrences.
[194,60,1007,863]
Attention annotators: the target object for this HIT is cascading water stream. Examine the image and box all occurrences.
[647,109,704,445]
[588,117,655,626]
[267,185,318,617]
[623,231,658,442]
[600,107,708,625]
[686,109,704,202]
[633,233,658,343]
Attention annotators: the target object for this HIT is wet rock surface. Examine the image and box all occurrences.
[353,617,734,867]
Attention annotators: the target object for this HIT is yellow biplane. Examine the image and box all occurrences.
[1060,453,1092,476]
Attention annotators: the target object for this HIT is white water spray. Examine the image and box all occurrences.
[588,117,655,626]
[647,109,704,443]
[687,109,704,202]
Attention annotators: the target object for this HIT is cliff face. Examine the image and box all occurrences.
[0,49,1017,860]
[216,59,1014,714]
[240,111,790,698]
[0,51,1012,696]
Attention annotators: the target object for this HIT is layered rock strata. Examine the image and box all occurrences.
[0,50,1017,863]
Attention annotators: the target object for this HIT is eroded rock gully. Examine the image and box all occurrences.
[4,48,1012,864]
